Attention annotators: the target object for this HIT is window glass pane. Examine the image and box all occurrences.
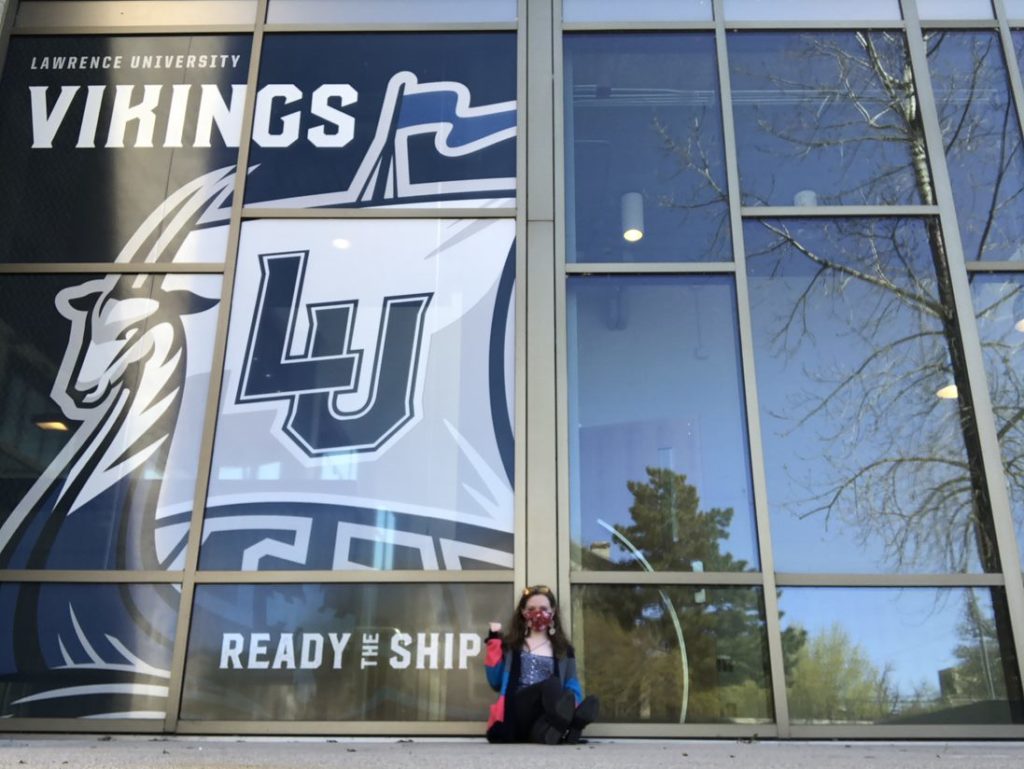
[202,219,514,571]
[16,1,257,28]
[573,585,772,723]
[779,588,1024,725]
[918,0,994,19]
[0,274,221,570]
[746,218,998,573]
[268,0,515,23]
[1006,0,1024,19]
[563,0,712,22]
[181,583,504,720]
[0,583,179,718]
[0,35,248,264]
[928,31,1024,262]
[564,34,730,263]
[970,274,1024,570]
[567,276,758,572]
[729,31,931,207]
[244,34,516,210]
[723,0,900,21]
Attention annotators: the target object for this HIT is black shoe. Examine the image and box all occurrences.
[563,696,599,744]
[530,717,563,745]
[543,690,576,732]
[573,695,600,727]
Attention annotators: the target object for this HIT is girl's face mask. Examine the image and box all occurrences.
[524,607,554,633]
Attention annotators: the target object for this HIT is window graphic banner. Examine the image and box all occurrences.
[242,33,516,209]
[0,583,179,719]
[202,219,515,571]
[0,32,517,265]
[0,34,249,264]
[0,273,222,572]
[180,583,505,721]
[0,32,517,717]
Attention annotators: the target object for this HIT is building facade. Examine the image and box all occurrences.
[0,0,1023,739]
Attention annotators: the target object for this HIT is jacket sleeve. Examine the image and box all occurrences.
[484,631,505,692]
[562,647,584,705]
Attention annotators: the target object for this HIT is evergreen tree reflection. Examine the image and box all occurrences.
[577,467,793,723]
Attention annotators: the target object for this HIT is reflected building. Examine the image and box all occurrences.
[0,0,1023,740]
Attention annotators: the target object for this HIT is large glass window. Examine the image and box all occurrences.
[564,34,730,263]
[746,218,998,574]
[180,582,504,721]
[970,274,1024,569]
[729,31,931,207]
[202,219,515,571]
[563,0,712,22]
[927,31,1024,262]
[918,0,994,20]
[778,587,1023,725]
[722,0,900,21]
[0,582,179,718]
[567,275,758,572]
[0,35,248,264]
[267,0,516,23]
[573,584,773,723]
[0,274,221,571]
[244,34,516,210]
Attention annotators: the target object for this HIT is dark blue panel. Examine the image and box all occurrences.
[0,35,249,264]
[244,33,516,208]
[0,583,178,718]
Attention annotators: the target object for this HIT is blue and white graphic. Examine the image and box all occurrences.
[0,168,229,719]
[236,251,433,456]
[202,218,515,573]
[251,71,516,209]
[0,32,517,719]
[242,32,516,208]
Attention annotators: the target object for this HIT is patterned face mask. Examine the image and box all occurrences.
[524,607,554,632]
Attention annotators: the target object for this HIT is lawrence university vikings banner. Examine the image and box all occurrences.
[0,32,515,719]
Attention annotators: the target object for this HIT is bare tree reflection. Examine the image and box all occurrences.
[658,29,1022,713]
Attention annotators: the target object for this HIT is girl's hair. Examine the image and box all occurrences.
[503,585,570,657]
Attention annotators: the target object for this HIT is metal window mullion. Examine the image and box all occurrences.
[0,570,184,582]
[512,0,528,592]
[774,572,1006,587]
[714,0,791,737]
[904,0,1024,700]
[523,0,558,593]
[564,261,737,274]
[0,263,225,273]
[10,26,256,35]
[161,0,268,733]
[261,22,517,33]
[717,20,905,30]
[190,569,514,584]
[239,207,516,219]
[914,19,1001,30]
[965,260,1024,271]
[562,21,715,32]
[551,0,576,632]
[740,204,939,217]
[571,570,764,586]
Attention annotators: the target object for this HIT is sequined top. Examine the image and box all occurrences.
[518,651,556,687]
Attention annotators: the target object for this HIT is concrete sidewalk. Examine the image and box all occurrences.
[1,736,1023,769]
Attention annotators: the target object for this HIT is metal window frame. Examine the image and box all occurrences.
[2,0,1024,739]
[0,0,525,737]
[550,0,1024,741]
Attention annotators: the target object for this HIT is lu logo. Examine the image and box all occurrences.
[237,251,432,456]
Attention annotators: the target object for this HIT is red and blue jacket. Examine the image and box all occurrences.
[484,630,584,730]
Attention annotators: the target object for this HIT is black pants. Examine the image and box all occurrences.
[487,676,563,743]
